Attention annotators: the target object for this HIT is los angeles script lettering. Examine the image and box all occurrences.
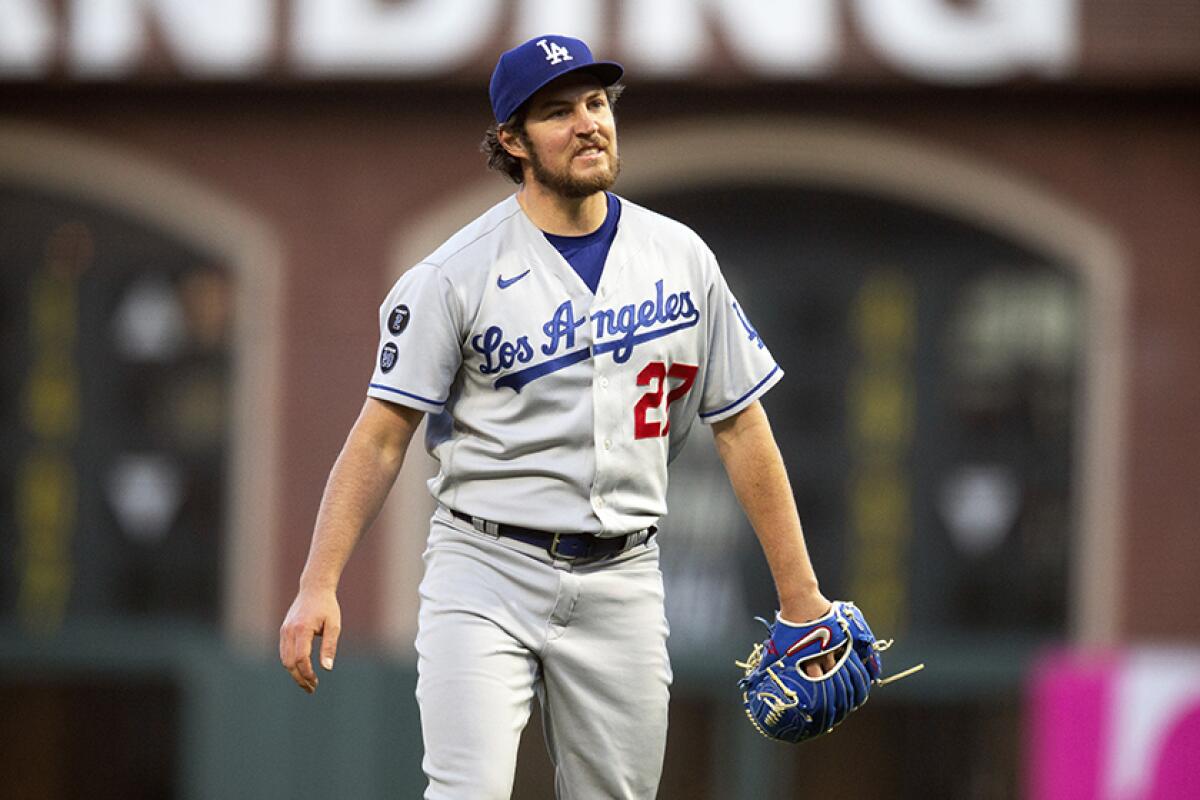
[471,280,699,374]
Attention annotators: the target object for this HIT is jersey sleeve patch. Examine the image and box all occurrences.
[387,304,411,335]
[367,263,461,414]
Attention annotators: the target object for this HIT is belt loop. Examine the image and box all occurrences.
[472,516,500,538]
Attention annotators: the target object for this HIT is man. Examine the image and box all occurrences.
[280,34,832,798]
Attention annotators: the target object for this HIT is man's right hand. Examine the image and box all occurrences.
[279,587,342,694]
[277,400,421,694]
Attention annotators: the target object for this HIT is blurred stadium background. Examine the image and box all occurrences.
[1,1,1198,797]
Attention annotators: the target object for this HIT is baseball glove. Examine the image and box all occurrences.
[735,601,921,743]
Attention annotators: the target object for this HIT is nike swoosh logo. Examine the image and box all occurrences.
[784,626,832,657]
[497,269,531,289]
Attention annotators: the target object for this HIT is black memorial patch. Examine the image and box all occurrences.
[388,305,411,335]
[380,342,399,373]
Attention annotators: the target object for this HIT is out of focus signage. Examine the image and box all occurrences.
[0,0,1080,84]
[1029,649,1200,800]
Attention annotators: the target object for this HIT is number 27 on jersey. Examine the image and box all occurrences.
[634,361,698,439]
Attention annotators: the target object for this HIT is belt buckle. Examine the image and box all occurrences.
[549,532,581,561]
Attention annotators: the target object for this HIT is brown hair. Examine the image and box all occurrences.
[480,83,624,184]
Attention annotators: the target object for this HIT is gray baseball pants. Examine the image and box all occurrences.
[416,506,673,799]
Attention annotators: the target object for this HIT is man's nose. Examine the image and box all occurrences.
[573,108,599,135]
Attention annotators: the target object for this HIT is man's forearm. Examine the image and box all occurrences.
[298,399,421,592]
[713,401,828,621]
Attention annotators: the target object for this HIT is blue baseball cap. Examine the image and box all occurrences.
[489,35,624,123]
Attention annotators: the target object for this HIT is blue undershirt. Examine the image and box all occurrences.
[542,192,621,295]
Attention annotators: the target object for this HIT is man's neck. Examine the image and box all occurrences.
[516,182,608,236]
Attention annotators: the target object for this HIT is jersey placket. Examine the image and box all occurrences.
[589,347,617,528]
[524,208,635,533]
[584,231,634,532]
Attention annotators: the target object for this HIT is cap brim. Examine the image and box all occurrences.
[573,61,624,87]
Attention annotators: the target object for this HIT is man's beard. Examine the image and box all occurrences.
[526,139,621,199]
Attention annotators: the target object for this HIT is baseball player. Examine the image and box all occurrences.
[280,34,834,798]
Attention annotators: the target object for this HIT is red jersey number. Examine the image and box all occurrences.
[634,361,699,439]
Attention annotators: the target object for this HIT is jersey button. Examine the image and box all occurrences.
[599,377,609,389]
[603,438,612,450]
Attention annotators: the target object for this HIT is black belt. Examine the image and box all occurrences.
[449,508,656,562]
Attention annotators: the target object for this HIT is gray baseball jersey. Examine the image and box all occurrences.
[367,193,779,533]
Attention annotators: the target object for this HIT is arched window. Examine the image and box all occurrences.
[639,183,1082,644]
[0,124,283,639]
[2,184,234,626]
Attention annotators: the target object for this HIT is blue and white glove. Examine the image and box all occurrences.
[736,601,914,743]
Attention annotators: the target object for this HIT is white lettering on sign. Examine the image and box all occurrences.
[623,0,839,77]
[620,0,705,77]
[855,0,1078,82]
[68,0,273,76]
[719,0,840,76]
[0,0,1080,83]
[0,0,53,75]
[292,0,502,75]
[513,0,602,48]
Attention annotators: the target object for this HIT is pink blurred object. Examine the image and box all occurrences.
[1147,706,1200,800]
[1028,649,1200,800]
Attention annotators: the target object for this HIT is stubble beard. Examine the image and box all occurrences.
[526,139,621,199]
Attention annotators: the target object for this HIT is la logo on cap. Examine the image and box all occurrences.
[488,34,623,122]
[537,39,573,65]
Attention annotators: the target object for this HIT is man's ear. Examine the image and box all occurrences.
[498,126,527,160]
